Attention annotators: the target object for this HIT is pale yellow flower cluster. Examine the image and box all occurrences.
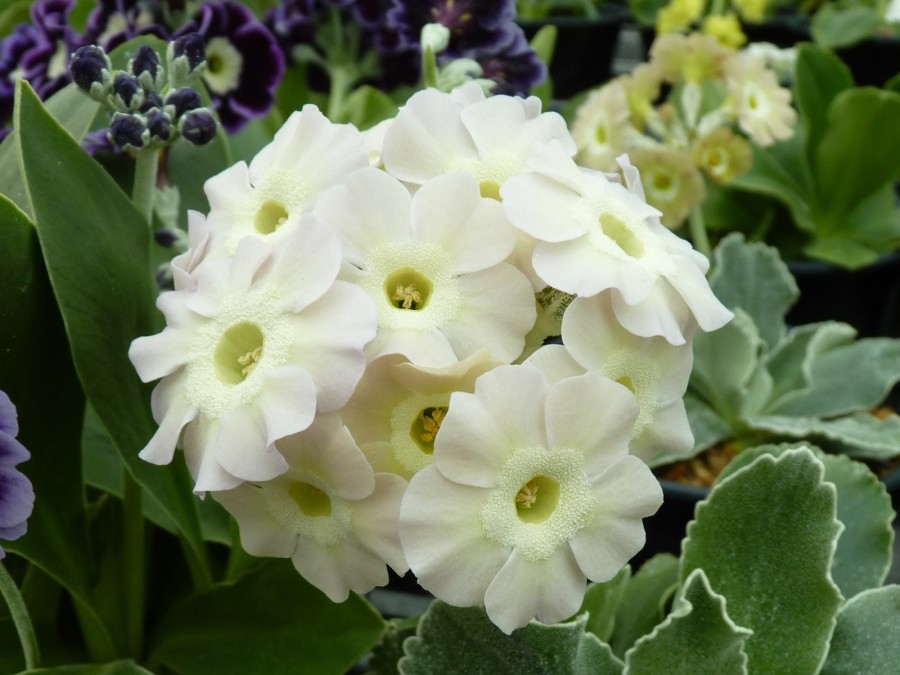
[655,0,772,46]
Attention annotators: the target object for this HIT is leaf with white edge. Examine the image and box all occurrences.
[149,559,384,675]
[689,309,770,422]
[748,413,900,461]
[399,601,623,675]
[623,568,751,674]
[609,554,680,659]
[575,566,631,643]
[765,336,900,418]
[720,444,894,599]
[368,617,420,675]
[681,449,843,675]
[707,234,798,349]
[762,322,856,413]
[820,585,900,674]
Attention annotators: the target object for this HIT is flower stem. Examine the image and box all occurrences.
[122,470,145,658]
[688,205,712,259]
[132,148,160,226]
[0,563,40,670]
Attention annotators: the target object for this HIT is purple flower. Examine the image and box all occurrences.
[387,0,516,52]
[0,391,35,560]
[84,0,170,51]
[176,1,285,132]
[264,0,317,64]
[466,28,547,96]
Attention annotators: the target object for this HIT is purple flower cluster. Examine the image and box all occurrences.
[0,391,34,559]
[0,0,285,135]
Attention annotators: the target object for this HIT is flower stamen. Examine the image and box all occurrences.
[238,345,263,378]
[393,283,423,310]
[515,480,539,509]
[419,407,446,443]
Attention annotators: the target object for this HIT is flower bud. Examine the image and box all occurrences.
[179,108,217,146]
[108,112,149,151]
[167,33,206,87]
[111,72,145,112]
[164,87,202,121]
[69,45,112,102]
[129,45,165,92]
[140,91,164,113]
[145,108,173,146]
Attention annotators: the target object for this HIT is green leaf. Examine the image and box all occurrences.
[576,566,631,643]
[720,444,894,599]
[14,80,210,581]
[749,413,900,461]
[341,85,400,131]
[820,585,900,674]
[0,82,100,217]
[793,44,853,168]
[609,554,679,658]
[810,5,881,49]
[368,617,420,675]
[813,88,900,233]
[399,601,622,675]
[149,559,384,675]
[21,660,155,674]
[681,449,843,674]
[708,234,798,349]
[680,393,733,456]
[623,569,751,674]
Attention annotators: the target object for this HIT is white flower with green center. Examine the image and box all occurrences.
[213,413,408,602]
[525,294,695,465]
[313,167,536,367]
[501,146,733,345]
[572,80,636,173]
[341,350,502,479]
[202,104,369,259]
[129,219,377,492]
[725,53,796,147]
[381,83,576,199]
[399,365,663,634]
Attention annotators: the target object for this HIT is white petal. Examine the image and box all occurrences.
[664,257,734,334]
[483,547,586,634]
[632,397,694,465]
[365,326,458,368]
[523,344,586,384]
[610,284,690,346]
[269,216,342,313]
[399,466,508,606]
[215,407,288,483]
[502,172,586,242]
[184,415,243,493]
[292,535,389,603]
[255,364,318,445]
[139,379,197,465]
[129,329,190,382]
[213,486,296,558]
[351,472,409,575]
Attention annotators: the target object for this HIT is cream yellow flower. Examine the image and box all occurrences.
[725,52,797,146]
[629,146,706,230]
[651,32,735,84]
[701,13,748,49]
[572,80,635,172]
[691,127,753,183]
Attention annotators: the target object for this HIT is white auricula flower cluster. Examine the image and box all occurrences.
[130,84,732,627]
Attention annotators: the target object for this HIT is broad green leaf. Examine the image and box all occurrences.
[623,569,751,674]
[399,601,622,675]
[820,585,900,674]
[0,83,100,217]
[810,5,881,49]
[15,81,209,580]
[680,393,732,456]
[708,234,798,349]
[720,444,894,599]
[813,89,900,233]
[609,554,679,658]
[802,235,885,269]
[21,660,155,674]
[765,336,900,417]
[368,616,420,675]
[149,559,384,675]
[576,566,631,643]
[793,45,853,171]
[341,85,400,131]
[749,413,900,461]
[0,194,114,655]
[681,449,843,674]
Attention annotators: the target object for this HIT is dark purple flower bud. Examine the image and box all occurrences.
[387,0,516,52]
[69,44,113,101]
[179,108,217,145]
[140,91,163,113]
[0,390,35,559]
[108,112,148,150]
[164,87,201,120]
[84,0,169,51]
[145,108,173,145]
[111,72,145,111]
[167,32,206,86]
[463,27,547,96]
[154,227,182,247]
[130,44,164,91]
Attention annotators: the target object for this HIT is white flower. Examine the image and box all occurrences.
[525,294,695,465]
[313,166,536,366]
[202,104,369,258]
[213,413,408,602]
[725,53,796,147]
[341,350,502,479]
[399,364,663,634]
[381,83,576,199]
[572,80,635,172]
[501,147,733,345]
[128,220,377,492]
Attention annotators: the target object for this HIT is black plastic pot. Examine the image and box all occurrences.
[836,36,900,88]
[786,253,900,338]
[518,4,630,99]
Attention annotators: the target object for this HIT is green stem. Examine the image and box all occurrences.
[422,44,440,90]
[0,563,40,670]
[132,148,160,226]
[72,596,118,663]
[326,66,352,122]
[122,470,145,658]
[688,205,712,259]
[180,536,214,593]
